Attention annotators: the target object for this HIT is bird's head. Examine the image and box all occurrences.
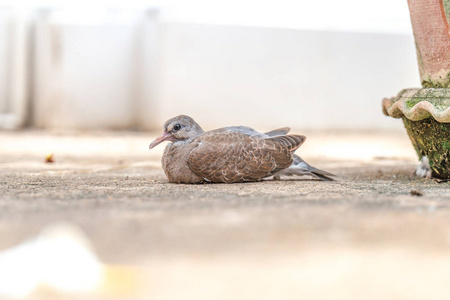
[149,115,204,149]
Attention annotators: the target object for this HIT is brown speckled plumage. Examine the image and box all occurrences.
[188,129,305,183]
[149,115,332,184]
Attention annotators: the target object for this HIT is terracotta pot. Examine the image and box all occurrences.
[383,0,450,178]
[409,0,450,87]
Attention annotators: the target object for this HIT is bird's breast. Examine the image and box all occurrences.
[162,143,204,184]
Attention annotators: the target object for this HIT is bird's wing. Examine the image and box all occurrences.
[188,131,305,183]
[264,127,291,137]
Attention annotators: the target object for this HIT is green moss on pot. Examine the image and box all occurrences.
[422,72,450,88]
[403,117,450,178]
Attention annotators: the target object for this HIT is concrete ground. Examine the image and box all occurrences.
[1,128,450,299]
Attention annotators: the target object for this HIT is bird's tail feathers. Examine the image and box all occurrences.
[308,167,335,181]
[276,156,336,181]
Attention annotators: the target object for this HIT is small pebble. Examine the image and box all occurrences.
[410,189,423,196]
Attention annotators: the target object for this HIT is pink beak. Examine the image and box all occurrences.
[149,131,173,149]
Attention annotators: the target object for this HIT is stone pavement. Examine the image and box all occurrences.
[1,129,450,299]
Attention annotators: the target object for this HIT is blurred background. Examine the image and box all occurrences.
[0,0,419,131]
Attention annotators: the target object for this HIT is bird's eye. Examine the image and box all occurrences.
[173,124,181,131]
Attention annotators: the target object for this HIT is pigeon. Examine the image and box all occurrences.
[149,115,335,183]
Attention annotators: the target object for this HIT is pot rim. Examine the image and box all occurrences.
[383,88,450,122]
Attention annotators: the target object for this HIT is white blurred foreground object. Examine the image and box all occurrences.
[0,223,144,299]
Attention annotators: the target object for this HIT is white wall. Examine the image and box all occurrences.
[0,9,30,129]
[152,23,420,130]
[32,10,147,129]
[1,8,421,130]
[0,10,10,115]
